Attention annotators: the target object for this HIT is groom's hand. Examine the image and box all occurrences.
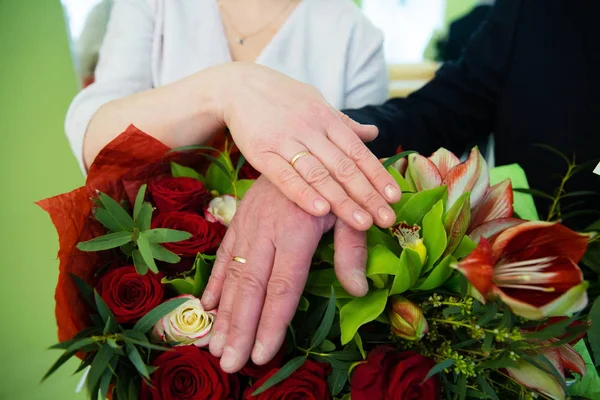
[200,176,368,373]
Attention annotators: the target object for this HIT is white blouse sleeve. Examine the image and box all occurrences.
[343,17,389,109]
[64,0,157,172]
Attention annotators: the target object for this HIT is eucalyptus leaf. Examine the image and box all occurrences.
[42,350,78,381]
[94,291,116,327]
[100,359,117,400]
[149,242,180,263]
[252,356,307,395]
[305,269,353,299]
[98,192,135,231]
[93,208,122,232]
[125,343,150,379]
[422,200,447,271]
[320,339,336,353]
[327,368,348,396]
[136,233,158,273]
[77,231,132,252]
[396,186,447,226]
[310,286,336,349]
[70,273,95,307]
[132,249,149,275]
[170,162,204,182]
[133,184,147,221]
[135,203,153,231]
[133,297,190,333]
[339,289,388,344]
[354,333,366,359]
[424,359,455,382]
[476,375,499,400]
[87,345,114,394]
[143,228,192,244]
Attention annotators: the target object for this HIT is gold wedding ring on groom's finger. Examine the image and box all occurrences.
[232,256,247,264]
[290,151,310,167]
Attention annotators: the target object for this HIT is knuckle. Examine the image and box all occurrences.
[278,167,300,187]
[336,196,356,213]
[304,164,331,186]
[266,276,299,300]
[239,273,267,294]
[363,190,383,207]
[347,141,372,163]
[228,320,246,338]
[225,265,243,282]
[334,157,360,182]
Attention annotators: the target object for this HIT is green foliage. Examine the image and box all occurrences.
[339,289,388,344]
[396,186,447,226]
[422,200,447,271]
[170,162,204,182]
[252,356,307,395]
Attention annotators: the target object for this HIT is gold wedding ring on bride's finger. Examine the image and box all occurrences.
[232,256,247,264]
[290,151,310,167]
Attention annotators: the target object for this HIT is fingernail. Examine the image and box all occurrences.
[220,346,238,371]
[251,340,265,364]
[314,199,328,213]
[351,270,369,292]
[378,206,395,223]
[201,291,213,306]
[210,332,226,353]
[385,184,400,201]
[353,209,369,225]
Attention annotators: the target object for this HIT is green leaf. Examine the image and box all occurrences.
[70,273,95,307]
[424,359,454,382]
[132,249,149,275]
[170,162,204,182]
[413,255,455,291]
[235,154,246,178]
[533,143,571,165]
[443,191,471,257]
[192,253,212,297]
[252,356,307,396]
[513,187,555,201]
[97,192,135,231]
[168,144,219,153]
[298,296,310,312]
[125,343,150,379]
[161,276,195,295]
[136,203,153,231]
[320,339,336,353]
[93,208,122,232]
[453,236,477,260]
[77,231,132,252]
[366,226,402,254]
[234,179,254,198]
[396,186,447,226]
[205,152,235,194]
[100,359,116,400]
[354,333,366,359]
[87,345,115,394]
[310,286,337,349]
[149,242,180,263]
[305,269,353,299]
[366,245,401,277]
[588,297,600,366]
[133,184,147,221]
[143,228,192,243]
[94,291,116,327]
[42,350,77,381]
[387,165,414,192]
[569,341,600,399]
[133,297,190,333]
[382,150,417,168]
[476,375,499,400]
[422,200,447,271]
[390,248,422,295]
[339,289,388,344]
[136,232,158,274]
[457,374,467,400]
[327,368,348,396]
[476,301,499,326]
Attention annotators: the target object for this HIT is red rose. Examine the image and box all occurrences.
[148,176,208,212]
[351,347,440,400]
[140,346,239,400]
[96,266,164,324]
[240,346,285,379]
[245,360,331,399]
[151,211,226,257]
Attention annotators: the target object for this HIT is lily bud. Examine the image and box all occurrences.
[388,296,428,341]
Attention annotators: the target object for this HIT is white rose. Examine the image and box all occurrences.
[151,295,216,347]
[205,195,237,226]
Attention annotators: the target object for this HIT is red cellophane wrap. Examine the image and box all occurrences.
[36,125,213,344]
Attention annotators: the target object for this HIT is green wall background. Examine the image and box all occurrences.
[0,0,475,398]
[0,0,85,399]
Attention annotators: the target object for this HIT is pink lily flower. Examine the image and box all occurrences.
[454,221,589,319]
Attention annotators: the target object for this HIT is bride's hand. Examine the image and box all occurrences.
[219,63,400,230]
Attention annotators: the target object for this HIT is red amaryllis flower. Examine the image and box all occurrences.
[454,221,589,319]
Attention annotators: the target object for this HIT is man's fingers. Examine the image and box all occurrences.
[252,228,321,365]
[334,218,369,297]
[201,227,236,310]
[219,236,276,373]
[336,110,378,142]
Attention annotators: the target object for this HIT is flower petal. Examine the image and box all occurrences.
[453,238,495,297]
[442,147,489,210]
[469,179,514,231]
[556,343,586,377]
[493,221,589,263]
[506,359,566,400]
[468,218,524,243]
[539,281,589,318]
[428,147,461,178]
[407,153,442,191]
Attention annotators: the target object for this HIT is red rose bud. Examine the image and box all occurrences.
[96,266,165,324]
[388,296,428,341]
[148,176,208,212]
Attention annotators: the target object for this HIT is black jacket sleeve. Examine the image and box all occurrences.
[344,0,521,158]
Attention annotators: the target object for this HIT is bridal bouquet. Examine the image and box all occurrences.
[39,126,599,399]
